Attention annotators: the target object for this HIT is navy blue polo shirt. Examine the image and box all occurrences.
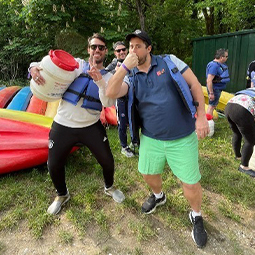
[126,54,195,141]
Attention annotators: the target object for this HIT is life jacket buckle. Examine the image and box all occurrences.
[171,67,179,74]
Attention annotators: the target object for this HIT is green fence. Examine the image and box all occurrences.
[192,29,255,93]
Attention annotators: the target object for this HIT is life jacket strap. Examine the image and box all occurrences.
[213,75,230,83]
[82,95,101,103]
[65,88,101,103]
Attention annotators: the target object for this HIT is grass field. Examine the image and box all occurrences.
[0,117,255,255]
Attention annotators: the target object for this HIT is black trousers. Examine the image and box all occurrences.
[117,98,129,148]
[225,103,255,167]
[48,121,114,196]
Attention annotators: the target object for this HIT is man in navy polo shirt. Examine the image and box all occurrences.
[106,30,209,248]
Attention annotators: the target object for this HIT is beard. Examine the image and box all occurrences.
[95,58,104,65]
[92,54,105,65]
[138,55,147,66]
[96,59,104,65]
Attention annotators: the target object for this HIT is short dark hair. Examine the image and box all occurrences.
[215,48,228,59]
[113,41,125,50]
[88,33,106,46]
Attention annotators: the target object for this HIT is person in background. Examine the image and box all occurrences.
[246,60,255,88]
[29,33,125,215]
[106,29,209,248]
[106,41,138,157]
[225,88,255,177]
[206,48,230,116]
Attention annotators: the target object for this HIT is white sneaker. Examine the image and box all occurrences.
[121,146,134,157]
[47,192,70,215]
[104,186,125,203]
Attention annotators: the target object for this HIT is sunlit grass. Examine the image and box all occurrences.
[1,118,255,254]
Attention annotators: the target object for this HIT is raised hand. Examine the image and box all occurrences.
[87,57,102,82]
[123,53,139,70]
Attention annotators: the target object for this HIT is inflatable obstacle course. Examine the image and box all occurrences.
[0,85,118,174]
[0,86,21,108]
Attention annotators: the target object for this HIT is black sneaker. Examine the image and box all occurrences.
[189,212,207,248]
[238,166,255,177]
[141,193,166,214]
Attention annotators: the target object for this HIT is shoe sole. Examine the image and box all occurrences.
[189,212,207,248]
[142,197,167,215]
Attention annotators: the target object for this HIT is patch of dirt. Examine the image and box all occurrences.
[1,191,255,255]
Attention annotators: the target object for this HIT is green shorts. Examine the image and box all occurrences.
[138,132,201,184]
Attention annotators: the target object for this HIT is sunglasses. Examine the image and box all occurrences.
[115,48,126,53]
[90,44,106,51]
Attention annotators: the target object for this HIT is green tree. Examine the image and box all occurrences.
[1,0,255,82]
[195,0,255,35]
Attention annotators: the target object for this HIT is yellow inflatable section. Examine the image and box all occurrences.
[0,109,53,128]
[202,86,234,112]
[45,100,60,118]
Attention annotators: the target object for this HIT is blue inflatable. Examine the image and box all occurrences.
[7,86,32,111]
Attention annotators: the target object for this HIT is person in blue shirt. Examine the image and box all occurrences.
[206,48,230,116]
[106,30,209,248]
[106,41,138,157]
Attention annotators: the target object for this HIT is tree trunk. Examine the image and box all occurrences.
[202,7,214,35]
[135,0,145,30]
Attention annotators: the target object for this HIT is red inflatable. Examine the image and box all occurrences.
[0,86,21,108]
[104,106,117,126]
[26,95,48,115]
[0,118,50,174]
[0,117,79,174]
[100,107,107,125]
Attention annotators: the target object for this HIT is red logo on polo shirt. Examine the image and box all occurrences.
[157,68,165,76]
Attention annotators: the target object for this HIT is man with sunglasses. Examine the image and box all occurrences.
[106,41,138,157]
[106,41,127,72]
[206,48,230,116]
[106,30,209,248]
[29,33,125,215]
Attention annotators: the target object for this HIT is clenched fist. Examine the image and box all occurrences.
[123,53,139,70]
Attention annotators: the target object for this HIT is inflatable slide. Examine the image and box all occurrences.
[0,85,118,174]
